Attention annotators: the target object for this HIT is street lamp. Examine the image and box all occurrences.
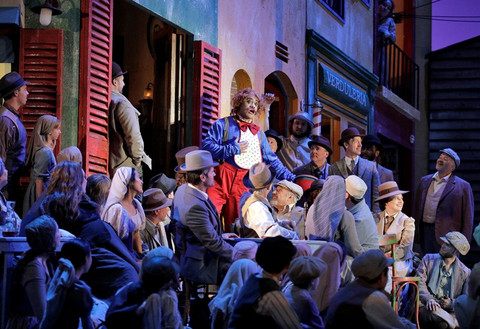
[31,0,62,26]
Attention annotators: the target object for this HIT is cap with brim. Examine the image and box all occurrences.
[265,129,283,152]
[288,111,313,129]
[274,180,303,200]
[440,231,470,256]
[308,135,333,155]
[112,62,127,80]
[0,72,30,99]
[243,163,276,190]
[338,127,363,146]
[374,181,409,202]
[439,148,460,169]
[174,146,200,173]
[362,134,384,153]
[351,249,394,280]
[180,150,218,172]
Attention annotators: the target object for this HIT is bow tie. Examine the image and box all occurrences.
[237,120,259,135]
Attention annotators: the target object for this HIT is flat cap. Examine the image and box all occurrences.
[274,180,303,201]
[440,231,470,256]
[352,249,394,280]
[288,256,327,286]
[440,148,460,169]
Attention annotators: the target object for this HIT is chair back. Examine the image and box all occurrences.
[378,233,397,276]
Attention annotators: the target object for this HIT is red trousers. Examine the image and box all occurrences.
[207,162,248,233]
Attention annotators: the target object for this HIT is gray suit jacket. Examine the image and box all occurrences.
[328,157,380,212]
[172,184,233,284]
[377,163,394,184]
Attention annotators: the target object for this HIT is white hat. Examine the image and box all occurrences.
[345,175,367,199]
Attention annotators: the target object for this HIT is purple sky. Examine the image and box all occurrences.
[431,0,480,51]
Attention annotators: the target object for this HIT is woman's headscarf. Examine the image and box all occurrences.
[306,175,346,240]
[312,242,344,312]
[293,242,312,258]
[232,240,258,262]
[104,167,132,212]
[25,115,60,167]
[56,146,83,165]
[25,215,58,252]
[209,259,259,322]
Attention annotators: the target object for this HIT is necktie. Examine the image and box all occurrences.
[350,159,355,171]
[238,121,259,135]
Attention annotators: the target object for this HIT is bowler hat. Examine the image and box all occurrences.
[112,62,127,80]
[288,111,313,129]
[148,173,176,196]
[308,135,333,155]
[0,72,30,98]
[374,181,408,202]
[180,150,218,172]
[439,148,460,169]
[174,146,199,173]
[362,134,384,153]
[243,162,276,190]
[338,127,363,146]
[265,129,283,152]
[142,188,172,212]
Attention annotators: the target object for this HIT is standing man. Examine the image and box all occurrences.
[329,127,380,212]
[361,134,394,183]
[203,88,294,232]
[277,110,314,172]
[293,135,332,180]
[414,148,474,255]
[0,72,29,202]
[172,150,233,285]
[109,62,151,177]
[417,232,471,328]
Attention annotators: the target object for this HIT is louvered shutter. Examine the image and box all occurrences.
[78,0,113,176]
[19,29,64,155]
[192,41,222,146]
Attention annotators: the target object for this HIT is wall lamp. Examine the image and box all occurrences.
[302,98,323,111]
[31,0,62,26]
[142,82,154,100]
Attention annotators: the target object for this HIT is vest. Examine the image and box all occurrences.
[229,274,280,328]
[326,280,376,329]
[422,179,447,224]
[238,192,274,238]
[0,106,26,174]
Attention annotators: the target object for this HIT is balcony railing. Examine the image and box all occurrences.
[378,42,419,108]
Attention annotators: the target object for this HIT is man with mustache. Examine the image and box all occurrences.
[414,148,474,255]
[203,88,294,232]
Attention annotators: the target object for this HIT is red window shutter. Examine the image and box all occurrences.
[78,0,113,176]
[192,41,222,146]
[19,29,64,155]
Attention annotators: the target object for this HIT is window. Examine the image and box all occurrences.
[319,0,345,20]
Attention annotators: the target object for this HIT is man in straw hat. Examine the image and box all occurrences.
[326,249,416,328]
[109,62,152,178]
[0,71,29,202]
[414,148,474,255]
[277,110,314,172]
[417,231,471,329]
[293,134,332,180]
[203,88,294,233]
[361,134,394,183]
[238,163,298,239]
[329,127,380,212]
[171,150,233,284]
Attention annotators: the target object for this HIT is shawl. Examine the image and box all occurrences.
[25,115,59,168]
[311,175,346,240]
[312,242,344,312]
[208,259,260,324]
[428,256,458,299]
[57,146,83,165]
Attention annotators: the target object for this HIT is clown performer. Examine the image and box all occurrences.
[203,88,295,232]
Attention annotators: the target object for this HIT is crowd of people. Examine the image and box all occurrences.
[1,62,480,329]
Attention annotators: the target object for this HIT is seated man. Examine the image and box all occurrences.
[271,180,305,239]
[345,175,379,251]
[172,150,233,285]
[238,163,298,239]
[418,231,471,329]
[229,236,302,328]
[326,249,416,328]
[141,188,173,254]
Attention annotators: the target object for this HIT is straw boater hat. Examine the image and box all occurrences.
[0,72,30,98]
[243,162,276,190]
[337,127,363,146]
[174,146,200,173]
[180,150,218,172]
[374,181,409,202]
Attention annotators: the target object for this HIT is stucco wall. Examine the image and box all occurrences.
[218,0,307,118]
[307,0,374,72]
